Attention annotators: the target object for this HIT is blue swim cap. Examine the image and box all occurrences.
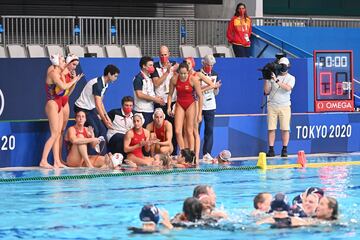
[305,187,324,197]
[270,193,290,212]
[139,205,160,224]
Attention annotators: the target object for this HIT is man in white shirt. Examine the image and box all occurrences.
[107,96,134,157]
[133,56,165,127]
[151,45,178,154]
[74,64,119,150]
[199,55,221,160]
[263,57,295,157]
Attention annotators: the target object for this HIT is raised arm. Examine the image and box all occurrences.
[50,70,80,90]
[152,63,171,87]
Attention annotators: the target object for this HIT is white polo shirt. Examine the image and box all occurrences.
[75,76,108,110]
[133,71,155,113]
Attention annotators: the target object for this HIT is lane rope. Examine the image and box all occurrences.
[2,160,360,183]
[0,166,259,183]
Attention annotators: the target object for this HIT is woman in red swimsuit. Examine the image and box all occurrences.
[65,111,109,168]
[124,113,155,166]
[167,62,203,152]
[39,54,83,169]
[146,108,173,155]
[183,57,217,162]
[58,54,81,163]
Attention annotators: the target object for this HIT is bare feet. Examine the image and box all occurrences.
[39,161,54,169]
[54,162,68,168]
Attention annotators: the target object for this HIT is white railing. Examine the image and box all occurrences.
[1,16,360,56]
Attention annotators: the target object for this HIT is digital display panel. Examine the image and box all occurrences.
[314,50,354,112]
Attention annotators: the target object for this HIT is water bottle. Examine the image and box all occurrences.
[180,25,187,44]
[0,24,3,44]
[111,25,117,44]
[73,25,80,44]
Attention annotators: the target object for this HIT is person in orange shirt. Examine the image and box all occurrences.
[226,3,252,57]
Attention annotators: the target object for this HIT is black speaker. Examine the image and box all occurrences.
[85,53,97,58]
[213,53,225,58]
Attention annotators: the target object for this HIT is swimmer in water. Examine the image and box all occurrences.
[252,192,273,216]
[128,204,173,233]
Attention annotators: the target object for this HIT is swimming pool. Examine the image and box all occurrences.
[1,154,360,239]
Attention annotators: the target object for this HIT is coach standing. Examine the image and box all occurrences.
[74,64,120,145]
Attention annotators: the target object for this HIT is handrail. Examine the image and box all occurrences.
[251,32,297,58]
[252,26,313,58]
[354,78,360,100]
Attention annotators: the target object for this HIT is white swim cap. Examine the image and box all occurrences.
[111,153,124,167]
[133,113,145,125]
[219,150,231,161]
[50,53,61,66]
[152,108,165,119]
[66,53,79,64]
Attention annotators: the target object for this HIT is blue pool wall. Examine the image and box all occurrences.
[1,112,359,167]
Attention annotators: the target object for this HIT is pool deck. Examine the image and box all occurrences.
[1,152,359,172]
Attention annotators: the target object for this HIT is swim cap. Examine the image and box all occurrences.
[270,193,290,212]
[66,53,79,64]
[139,205,160,224]
[133,113,145,125]
[218,150,231,162]
[152,108,165,119]
[50,53,61,66]
[305,187,324,197]
[111,153,123,167]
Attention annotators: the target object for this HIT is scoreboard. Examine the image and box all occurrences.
[314,50,354,112]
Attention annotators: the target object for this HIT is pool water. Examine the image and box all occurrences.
[1,156,360,239]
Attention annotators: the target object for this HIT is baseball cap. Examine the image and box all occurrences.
[278,57,290,66]
[139,205,160,224]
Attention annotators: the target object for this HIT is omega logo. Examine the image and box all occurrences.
[0,88,4,117]
[317,102,324,109]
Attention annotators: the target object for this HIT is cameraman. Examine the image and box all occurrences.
[263,57,295,157]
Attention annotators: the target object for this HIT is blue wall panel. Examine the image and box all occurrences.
[1,113,359,167]
[0,58,311,121]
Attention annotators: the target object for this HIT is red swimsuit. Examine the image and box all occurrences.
[66,126,89,151]
[176,75,195,110]
[154,121,166,142]
[45,73,71,113]
[129,128,146,158]
[75,127,89,138]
